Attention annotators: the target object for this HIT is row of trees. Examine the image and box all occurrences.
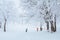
[40,0,56,32]
[0,0,57,32]
[24,0,56,32]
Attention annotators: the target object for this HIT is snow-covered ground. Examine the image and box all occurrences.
[0,31,60,40]
[0,21,60,40]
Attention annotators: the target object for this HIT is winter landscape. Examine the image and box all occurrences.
[0,0,60,40]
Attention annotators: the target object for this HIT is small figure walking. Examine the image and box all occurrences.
[25,28,28,32]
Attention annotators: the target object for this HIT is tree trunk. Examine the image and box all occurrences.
[4,18,7,32]
[54,21,56,32]
[37,27,38,32]
[50,21,54,32]
[0,22,1,28]
[46,21,49,31]
[54,15,56,32]
[40,27,42,31]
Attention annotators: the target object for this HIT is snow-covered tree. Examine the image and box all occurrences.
[0,0,17,32]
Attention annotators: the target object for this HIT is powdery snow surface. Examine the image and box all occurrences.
[0,27,60,40]
[0,31,60,40]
